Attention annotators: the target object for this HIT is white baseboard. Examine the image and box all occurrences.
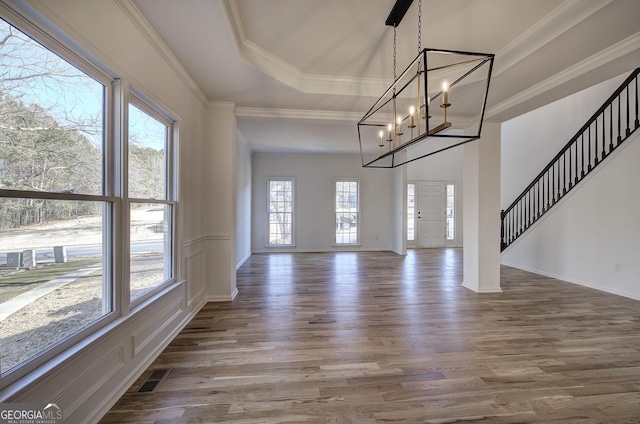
[501,261,640,301]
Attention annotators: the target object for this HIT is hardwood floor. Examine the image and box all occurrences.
[100,249,640,423]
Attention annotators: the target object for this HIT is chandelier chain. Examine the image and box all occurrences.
[418,0,422,54]
[393,24,397,81]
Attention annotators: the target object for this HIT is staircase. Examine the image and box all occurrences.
[501,68,640,252]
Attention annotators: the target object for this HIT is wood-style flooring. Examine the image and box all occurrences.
[100,249,640,423]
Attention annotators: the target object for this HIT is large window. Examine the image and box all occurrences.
[0,13,176,382]
[335,180,359,245]
[268,178,294,246]
[128,103,175,302]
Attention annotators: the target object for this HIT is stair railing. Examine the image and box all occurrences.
[501,68,640,251]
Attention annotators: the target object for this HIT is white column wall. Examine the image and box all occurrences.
[392,152,407,255]
[236,131,253,269]
[204,102,238,300]
[462,123,502,293]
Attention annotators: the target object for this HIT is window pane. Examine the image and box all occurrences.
[130,202,172,302]
[407,183,415,241]
[128,104,167,199]
[0,198,110,373]
[0,19,105,195]
[268,179,294,245]
[335,180,358,244]
[446,184,455,240]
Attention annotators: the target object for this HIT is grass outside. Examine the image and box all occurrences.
[0,258,101,303]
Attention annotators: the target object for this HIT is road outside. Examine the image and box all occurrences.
[0,206,167,373]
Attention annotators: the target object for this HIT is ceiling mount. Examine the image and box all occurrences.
[385,0,414,26]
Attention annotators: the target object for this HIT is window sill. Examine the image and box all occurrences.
[332,244,362,248]
[265,244,296,248]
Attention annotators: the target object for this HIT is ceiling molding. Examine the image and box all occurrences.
[220,0,615,101]
[219,0,388,98]
[235,107,477,131]
[116,0,208,105]
[207,101,236,112]
[494,0,613,75]
[235,107,363,121]
[486,31,640,120]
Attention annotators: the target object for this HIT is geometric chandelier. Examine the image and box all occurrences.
[358,0,494,168]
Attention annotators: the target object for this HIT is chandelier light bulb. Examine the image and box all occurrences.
[442,80,450,105]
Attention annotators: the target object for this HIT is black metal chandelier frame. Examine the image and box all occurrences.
[358,0,495,168]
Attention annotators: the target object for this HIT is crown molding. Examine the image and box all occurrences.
[219,0,387,98]
[235,107,362,121]
[494,0,613,75]
[116,0,209,105]
[220,0,615,100]
[486,31,640,120]
[207,100,236,111]
[235,106,477,131]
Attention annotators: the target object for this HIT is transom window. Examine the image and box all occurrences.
[268,178,294,246]
[335,180,359,245]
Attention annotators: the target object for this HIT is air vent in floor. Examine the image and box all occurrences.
[135,368,172,394]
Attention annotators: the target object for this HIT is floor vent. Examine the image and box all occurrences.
[135,368,172,394]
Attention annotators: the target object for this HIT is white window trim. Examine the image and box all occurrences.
[266,177,296,247]
[333,178,361,246]
[127,94,179,308]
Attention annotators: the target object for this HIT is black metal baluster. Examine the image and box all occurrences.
[546,170,550,210]
[601,113,606,161]
[533,181,537,222]
[594,117,599,166]
[587,125,592,172]
[626,84,631,137]
[562,152,566,195]
[618,94,622,145]
[519,201,523,236]
[609,104,614,153]
[527,187,534,227]
[568,142,573,189]
[635,75,639,129]
[510,208,514,242]
[500,209,505,250]
[581,133,585,178]
[557,158,561,199]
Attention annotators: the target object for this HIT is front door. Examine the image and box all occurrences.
[417,182,445,248]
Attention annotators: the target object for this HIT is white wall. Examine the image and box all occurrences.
[502,130,640,300]
[252,153,396,252]
[502,71,640,300]
[236,131,252,268]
